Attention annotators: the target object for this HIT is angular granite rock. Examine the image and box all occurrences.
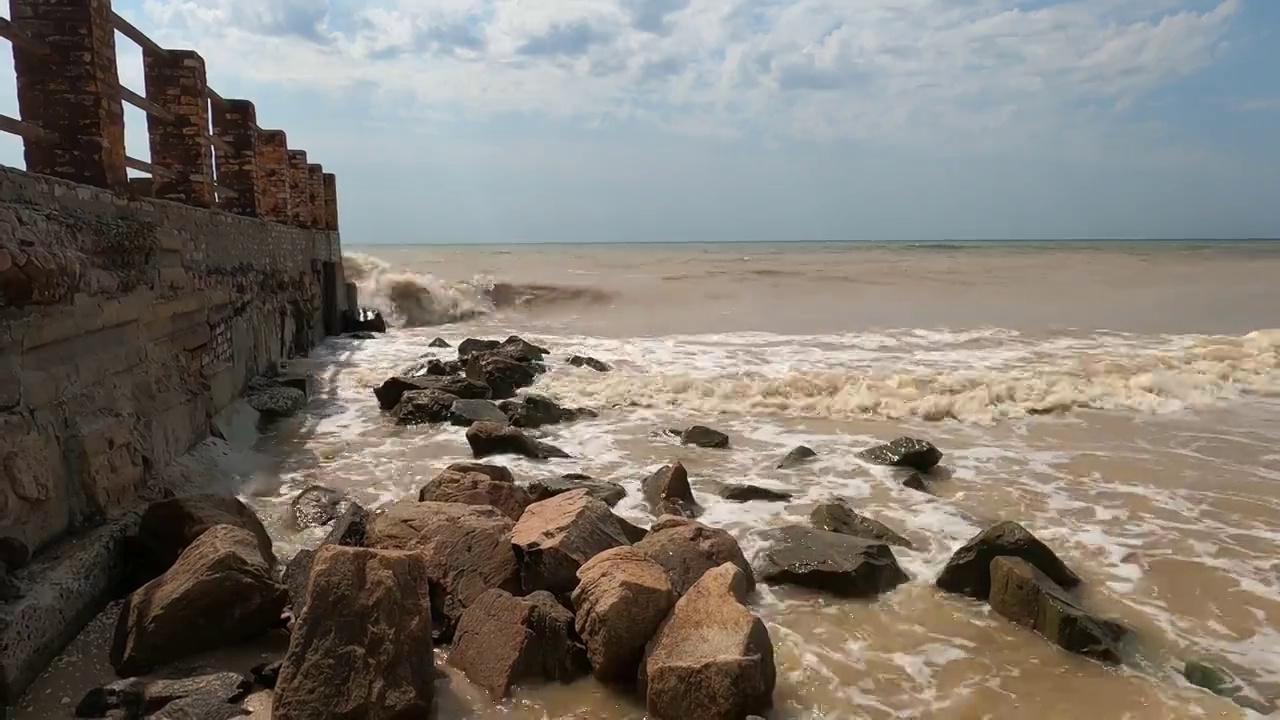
[282,502,369,613]
[500,395,595,429]
[936,521,1081,600]
[679,425,730,449]
[131,494,276,586]
[719,484,793,503]
[466,353,537,400]
[777,445,817,469]
[856,437,943,472]
[510,489,630,597]
[527,474,626,507]
[572,546,676,682]
[375,375,489,411]
[810,501,913,549]
[418,466,532,521]
[634,516,753,596]
[393,389,458,426]
[76,670,253,718]
[448,398,509,427]
[754,525,908,598]
[289,485,349,530]
[642,462,700,518]
[568,355,610,372]
[466,421,570,460]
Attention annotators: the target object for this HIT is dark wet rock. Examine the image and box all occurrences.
[719,484,793,503]
[401,358,463,377]
[418,466,532,521]
[75,671,253,718]
[0,573,19,602]
[810,501,913,549]
[500,394,597,428]
[449,589,588,700]
[614,514,650,544]
[678,425,731,449]
[282,503,369,613]
[1232,693,1277,716]
[511,489,630,598]
[130,494,276,588]
[466,353,538,400]
[111,525,288,677]
[936,521,1081,600]
[640,563,775,720]
[289,485,349,530]
[449,398,509,427]
[374,374,490,411]
[0,536,29,571]
[392,389,457,425]
[346,308,387,334]
[642,462,700,518]
[572,546,676,682]
[903,473,929,493]
[245,385,306,419]
[250,661,282,689]
[344,331,377,340]
[365,500,520,641]
[458,338,501,358]
[755,525,908,598]
[466,421,571,460]
[527,474,626,507]
[988,556,1131,664]
[856,436,943,472]
[778,445,817,469]
[429,337,452,348]
[500,335,550,362]
[634,516,753,596]
[273,546,435,720]
[1182,658,1247,700]
[444,462,515,484]
[568,355,610,372]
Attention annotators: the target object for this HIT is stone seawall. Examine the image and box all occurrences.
[0,164,347,703]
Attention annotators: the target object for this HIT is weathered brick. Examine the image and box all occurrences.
[144,49,214,207]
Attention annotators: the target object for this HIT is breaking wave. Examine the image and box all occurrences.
[343,253,613,328]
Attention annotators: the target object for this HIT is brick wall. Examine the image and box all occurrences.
[0,164,345,556]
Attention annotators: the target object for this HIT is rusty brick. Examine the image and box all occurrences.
[212,99,260,217]
[144,48,214,207]
[10,0,128,192]
[257,129,291,224]
[286,149,311,228]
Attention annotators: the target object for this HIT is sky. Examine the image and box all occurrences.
[1,0,1278,243]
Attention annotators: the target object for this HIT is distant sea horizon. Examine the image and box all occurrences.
[346,237,1280,248]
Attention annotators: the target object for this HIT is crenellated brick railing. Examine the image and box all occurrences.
[0,0,338,230]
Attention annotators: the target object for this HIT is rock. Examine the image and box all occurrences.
[245,386,306,419]
[429,337,451,348]
[903,473,929,493]
[500,394,596,428]
[719,484,793,503]
[392,389,457,425]
[345,331,377,340]
[0,573,19,602]
[346,308,387,334]
[1233,693,1277,715]
[111,525,288,677]
[449,589,588,699]
[458,338,502,358]
[365,500,520,640]
[76,671,253,718]
[374,375,490,411]
[250,661,282,689]
[936,521,1081,600]
[449,398,509,426]
[679,425,730,449]
[856,436,943,472]
[510,489,630,597]
[466,421,571,460]
[443,462,515,484]
[572,546,676,682]
[755,525,908,598]
[527,474,626,507]
[289,485,349,530]
[273,546,435,720]
[642,462,700,517]
[282,503,368,613]
[466,353,537,400]
[417,466,532,521]
[401,358,462,377]
[500,335,550,362]
[634,516,753,596]
[810,501,913,549]
[988,556,1130,664]
[131,494,276,587]
[640,563,775,720]
[0,536,30,570]
[778,445,817,469]
[1183,658,1241,697]
[614,514,650,544]
[568,355,610,372]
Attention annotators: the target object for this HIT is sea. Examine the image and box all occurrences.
[17,240,1280,718]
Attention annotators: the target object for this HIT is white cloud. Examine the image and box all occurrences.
[136,0,1240,147]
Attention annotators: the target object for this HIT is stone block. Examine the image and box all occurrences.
[0,419,70,552]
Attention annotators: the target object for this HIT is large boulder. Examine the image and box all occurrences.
[466,353,537,400]
[572,546,676,682]
[678,425,730,449]
[567,355,610,372]
[500,335,550,361]
[449,589,588,700]
[75,671,253,719]
[282,503,368,613]
[988,556,1130,664]
[719,484,792,503]
[417,466,532,520]
[856,436,942,472]
[429,337,451,348]
[466,421,570,460]
[642,462,700,518]
[374,375,489,411]
[640,563,775,720]
[634,516,753,596]
[754,525,908,598]
[392,389,458,426]
[443,462,515,484]
[364,499,520,640]
[778,445,817,469]
[500,395,596,429]
[510,489,630,597]
[936,521,1081,600]
[448,398,509,427]
[810,501,913,549]
[111,525,287,677]
[527,474,626,507]
[273,546,435,720]
[289,485,349,530]
[401,358,462,378]
[458,338,501,358]
[130,494,276,587]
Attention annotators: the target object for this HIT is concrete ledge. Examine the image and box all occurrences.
[0,517,135,707]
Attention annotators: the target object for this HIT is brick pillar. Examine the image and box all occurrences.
[322,173,339,231]
[286,150,311,228]
[9,0,128,192]
[143,49,213,207]
[306,164,325,229]
[256,129,290,223]
[211,99,259,217]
